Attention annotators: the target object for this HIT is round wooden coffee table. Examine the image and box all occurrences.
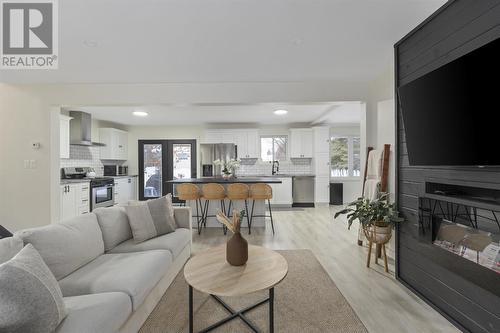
[184,245,288,333]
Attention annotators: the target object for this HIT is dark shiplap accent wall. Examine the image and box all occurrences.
[395,1,500,332]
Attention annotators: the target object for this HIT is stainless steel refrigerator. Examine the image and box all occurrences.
[200,143,237,177]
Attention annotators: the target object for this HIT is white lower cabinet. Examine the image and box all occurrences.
[269,178,293,206]
[60,183,90,221]
[315,176,330,203]
[114,177,137,205]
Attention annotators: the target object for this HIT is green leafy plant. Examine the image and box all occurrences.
[334,193,404,229]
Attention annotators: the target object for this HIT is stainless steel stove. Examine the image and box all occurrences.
[61,167,115,210]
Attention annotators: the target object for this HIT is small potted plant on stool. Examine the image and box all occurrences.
[334,193,404,273]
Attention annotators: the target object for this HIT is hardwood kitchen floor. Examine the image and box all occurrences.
[190,204,460,333]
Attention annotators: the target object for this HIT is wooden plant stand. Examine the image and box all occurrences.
[364,223,392,273]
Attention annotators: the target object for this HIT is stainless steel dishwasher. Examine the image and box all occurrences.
[292,176,315,207]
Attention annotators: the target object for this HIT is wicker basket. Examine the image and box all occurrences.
[363,221,392,245]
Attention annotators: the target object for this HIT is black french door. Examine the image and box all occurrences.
[138,140,197,202]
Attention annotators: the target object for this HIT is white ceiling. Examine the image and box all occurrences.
[74,102,363,126]
[0,0,446,84]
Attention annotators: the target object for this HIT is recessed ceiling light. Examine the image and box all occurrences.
[274,109,288,115]
[133,111,148,117]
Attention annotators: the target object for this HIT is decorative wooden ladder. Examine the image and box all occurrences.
[358,144,391,253]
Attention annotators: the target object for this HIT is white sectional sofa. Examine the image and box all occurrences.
[15,206,192,333]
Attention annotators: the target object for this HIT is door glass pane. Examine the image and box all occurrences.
[173,144,192,179]
[144,144,162,198]
[172,144,192,198]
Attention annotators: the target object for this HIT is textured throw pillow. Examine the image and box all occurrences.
[125,194,176,243]
[0,244,67,333]
[0,236,23,265]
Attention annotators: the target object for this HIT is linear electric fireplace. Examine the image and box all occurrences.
[417,181,500,294]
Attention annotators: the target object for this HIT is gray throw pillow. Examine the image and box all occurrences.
[0,236,23,264]
[0,244,67,333]
[125,194,176,243]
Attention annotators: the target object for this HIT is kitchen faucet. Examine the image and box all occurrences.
[272,160,280,175]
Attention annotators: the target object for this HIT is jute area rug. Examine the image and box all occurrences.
[140,249,367,333]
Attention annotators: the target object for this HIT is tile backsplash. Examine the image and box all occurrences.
[237,158,313,176]
[60,145,124,176]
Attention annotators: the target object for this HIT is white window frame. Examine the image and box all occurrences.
[260,135,288,162]
[330,135,360,179]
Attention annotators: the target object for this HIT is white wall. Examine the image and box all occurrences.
[377,99,396,198]
[366,64,396,199]
[0,85,53,231]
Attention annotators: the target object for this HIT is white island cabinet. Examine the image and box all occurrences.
[269,177,293,206]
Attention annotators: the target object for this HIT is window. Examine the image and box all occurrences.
[261,136,287,161]
[330,136,361,177]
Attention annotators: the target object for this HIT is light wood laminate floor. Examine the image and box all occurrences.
[191,204,460,333]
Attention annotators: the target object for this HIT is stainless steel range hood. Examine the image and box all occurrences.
[69,111,106,147]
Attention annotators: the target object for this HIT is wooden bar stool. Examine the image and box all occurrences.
[249,183,275,235]
[177,183,203,235]
[201,183,228,235]
[226,183,250,230]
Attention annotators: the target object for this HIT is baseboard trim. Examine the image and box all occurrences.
[292,203,315,208]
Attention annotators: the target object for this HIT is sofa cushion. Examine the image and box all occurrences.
[93,206,132,251]
[16,213,105,280]
[0,236,23,264]
[173,206,192,229]
[109,228,190,259]
[56,292,131,333]
[0,244,67,333]
[58,250,172,310]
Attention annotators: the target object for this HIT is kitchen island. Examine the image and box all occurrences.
[166,177,282,229]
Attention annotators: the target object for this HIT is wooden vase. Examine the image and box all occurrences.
[226,232,248,266]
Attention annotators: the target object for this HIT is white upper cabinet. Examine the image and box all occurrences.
[99,128,128,160]
[290,128,313,158]
[60,115,72,159]
[235,129,259,159]
[203,129,259,158]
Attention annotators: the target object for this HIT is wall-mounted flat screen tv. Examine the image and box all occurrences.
[398,37,500,166]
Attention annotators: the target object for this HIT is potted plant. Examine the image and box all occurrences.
[334,193,404,271]
[213,159,241,179]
